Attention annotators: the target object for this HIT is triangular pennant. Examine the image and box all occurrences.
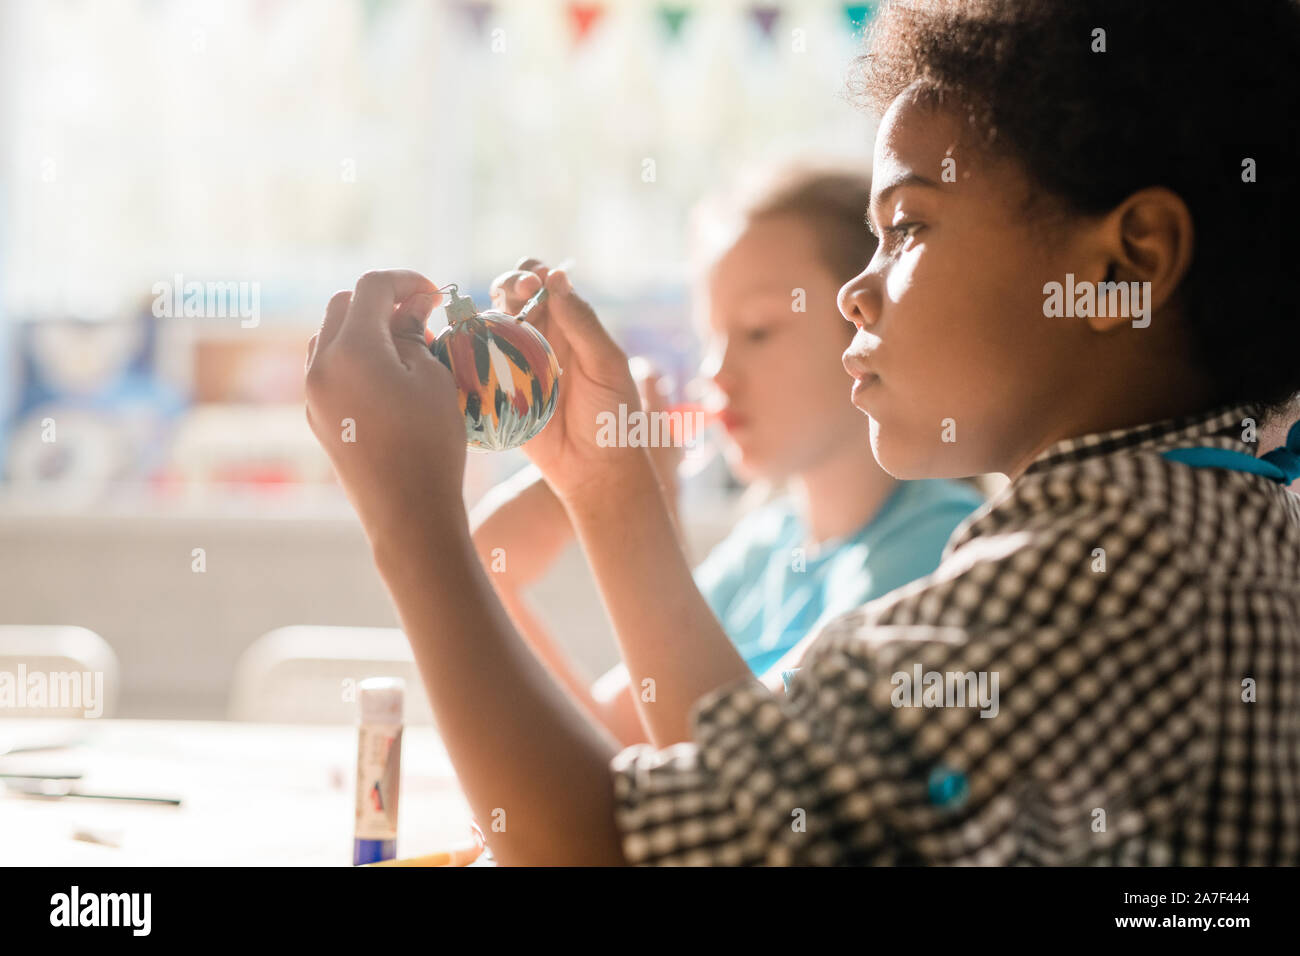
[362,0,389,32]
[567,2,606,45]
[842,2,876,35]
[657,4,690,41]
[455,0,493,37]
[749,4,780,40]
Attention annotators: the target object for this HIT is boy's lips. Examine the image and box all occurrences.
[850,373,880,410]
[842,349,877,381]
[717,408,747,431]
[844,348,881,411]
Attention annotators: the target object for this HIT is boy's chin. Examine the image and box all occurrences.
[722,442,764,484]
[868,418,971,480]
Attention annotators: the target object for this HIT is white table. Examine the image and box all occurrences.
[0,719,478,866]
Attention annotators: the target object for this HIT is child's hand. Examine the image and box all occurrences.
[630,359,685,501]
[490,258,653,503]
[304,270,468,541]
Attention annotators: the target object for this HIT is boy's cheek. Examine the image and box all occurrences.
[884,254,926,307]
[902,375,999,476]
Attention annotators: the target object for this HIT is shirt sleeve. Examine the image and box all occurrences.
[610,467,1213,865]
[610,665,912,866]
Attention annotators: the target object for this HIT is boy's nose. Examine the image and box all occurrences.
[700,343,738,396]
[837,271,879,329]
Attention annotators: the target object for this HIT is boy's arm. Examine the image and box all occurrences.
[469,464,574,592]
[307,270,630,865]
[470,466,649,744]
[372,508,629,865]
[493,582,651,746]
[558,456,754,746]
[464,461,655,745]
[469,458,676,747]
[471,439,750,749]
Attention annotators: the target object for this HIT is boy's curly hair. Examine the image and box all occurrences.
[852,0,1300,411]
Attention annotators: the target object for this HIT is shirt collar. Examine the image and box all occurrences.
[1023,401,1263,478]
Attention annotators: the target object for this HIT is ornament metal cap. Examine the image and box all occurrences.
[444,286,478,325]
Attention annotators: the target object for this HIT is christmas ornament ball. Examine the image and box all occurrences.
[431,289,560,451]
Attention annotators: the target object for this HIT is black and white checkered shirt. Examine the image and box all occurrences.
[611,403,1300,865]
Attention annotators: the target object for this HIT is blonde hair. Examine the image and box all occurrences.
[689,160,877,288]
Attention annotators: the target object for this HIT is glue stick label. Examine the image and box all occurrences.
[355,722,402,842]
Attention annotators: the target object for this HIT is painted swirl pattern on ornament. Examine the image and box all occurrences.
[432,312,560,451]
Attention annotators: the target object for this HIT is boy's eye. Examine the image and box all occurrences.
[884,222,924,245]
[744,325,774,343]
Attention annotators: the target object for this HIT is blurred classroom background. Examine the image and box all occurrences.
[0,0,878,720]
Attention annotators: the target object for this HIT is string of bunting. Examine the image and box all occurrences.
[432,2,880,46]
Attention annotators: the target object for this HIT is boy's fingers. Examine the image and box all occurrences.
[317,289,353,353]
[391,293,441,357]
[514,257,552,287]
[305,331,320,372]
[490,269,544,314]
[342,270,441,344]
[489,257,551,314]
[544,269,624,370]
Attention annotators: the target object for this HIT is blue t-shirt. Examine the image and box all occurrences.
[693,479,984,676]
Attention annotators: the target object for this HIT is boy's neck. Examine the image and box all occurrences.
[1005,362,1224,481]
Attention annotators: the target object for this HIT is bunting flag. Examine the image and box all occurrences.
[749,4,780,41]
[361,0,389,33]
[842,2,876,35]
[656,4,690,42]
[566,2,606,46]
[452,0,493,38]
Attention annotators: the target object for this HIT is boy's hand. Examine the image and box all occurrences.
[304,270,468,543]
[490,258,654,504]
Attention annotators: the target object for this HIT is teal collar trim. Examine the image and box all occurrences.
[1162,419,1300,485]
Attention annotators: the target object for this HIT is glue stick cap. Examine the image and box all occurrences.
[358,677,405,724]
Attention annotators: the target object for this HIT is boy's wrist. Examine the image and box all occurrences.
[368,501,473,583]
[557,448,662,525]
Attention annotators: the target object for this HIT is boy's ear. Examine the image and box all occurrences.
[1090,186,1195,331]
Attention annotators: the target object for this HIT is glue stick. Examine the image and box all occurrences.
[353,677,404,866]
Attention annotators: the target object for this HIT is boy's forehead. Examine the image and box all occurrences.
[873,90,965,194]
[705,219,825,305]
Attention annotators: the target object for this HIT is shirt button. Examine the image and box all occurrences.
[928,764,969,810]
